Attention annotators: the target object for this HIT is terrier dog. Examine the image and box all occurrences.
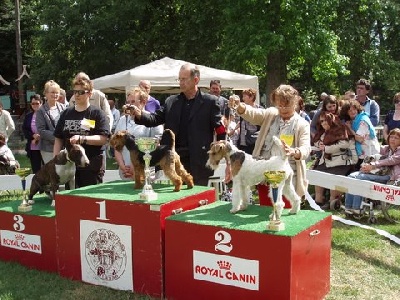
[206,136,301,215]
[362,154,391,176]
[28,143,90,206]
[109,129,194,192]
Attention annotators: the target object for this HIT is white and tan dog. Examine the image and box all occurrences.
[206,136,301,216]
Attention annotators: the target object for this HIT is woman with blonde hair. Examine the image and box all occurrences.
[36,80,66,163]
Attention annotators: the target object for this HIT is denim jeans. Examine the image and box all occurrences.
[345,171,390,209]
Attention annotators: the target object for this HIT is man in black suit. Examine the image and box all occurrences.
[131,63,226,185]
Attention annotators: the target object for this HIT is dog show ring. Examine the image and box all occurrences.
[136,137,159,201]
[264,170,286,231]
[15,167,32,212]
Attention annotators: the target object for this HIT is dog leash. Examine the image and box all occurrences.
[227,95,240,142]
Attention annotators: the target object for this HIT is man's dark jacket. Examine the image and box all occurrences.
[136,90,225,185]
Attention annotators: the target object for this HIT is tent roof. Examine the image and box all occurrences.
[92,57,258,95]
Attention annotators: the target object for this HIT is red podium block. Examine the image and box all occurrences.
[257,183,292,208]
[0,196,57,273]
[55,181,214,297]
[165,202,332,300]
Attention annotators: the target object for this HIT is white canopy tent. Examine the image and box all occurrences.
[92,57,259,100]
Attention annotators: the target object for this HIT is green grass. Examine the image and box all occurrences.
[0,261,153,300]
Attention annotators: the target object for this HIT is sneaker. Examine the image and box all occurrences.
[344,209,353,215]
[350,209,362,215]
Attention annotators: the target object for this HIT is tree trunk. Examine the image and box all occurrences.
[265,51,287,107]
[15,0,25,109]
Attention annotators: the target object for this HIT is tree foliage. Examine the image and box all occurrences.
[1,0,400,113]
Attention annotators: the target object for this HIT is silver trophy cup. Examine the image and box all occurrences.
[16,168,32,212]
[135,137,159,201]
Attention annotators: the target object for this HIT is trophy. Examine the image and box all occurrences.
[264,171,286,231]
[135,137,159,201]
[15,168,32,212]
[229,94,240,116]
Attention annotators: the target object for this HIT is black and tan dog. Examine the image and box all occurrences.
[110,129,194,191]
[28,143,90,206]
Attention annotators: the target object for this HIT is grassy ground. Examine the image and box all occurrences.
[1,156,399,299]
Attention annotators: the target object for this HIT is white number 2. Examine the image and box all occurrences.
[214,230,233,253]
[13,215,25,232]
[96,201,109,220]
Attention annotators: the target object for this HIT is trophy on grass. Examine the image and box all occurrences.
[135,137,159,201]
[15,167,32,212]
[264,170,286,231]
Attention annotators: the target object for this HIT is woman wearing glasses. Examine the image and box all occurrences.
[383,92,400,143]
[22,94,43,173]
[229,84,311,206]
[113,87,163,180]
[53,77,109,188]
[36,80,66,163]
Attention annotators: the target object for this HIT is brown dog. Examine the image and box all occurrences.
[28,143,90,206]
[110,129,194,192]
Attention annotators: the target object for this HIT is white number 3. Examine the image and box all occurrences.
[13,215,25,231]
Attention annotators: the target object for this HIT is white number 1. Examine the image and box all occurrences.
[96,201,109,220]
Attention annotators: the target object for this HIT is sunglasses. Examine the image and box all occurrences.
[73,90,89,96]
[394,100,400,104]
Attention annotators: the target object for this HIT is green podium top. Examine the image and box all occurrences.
[0,181,213,217]
[60,180,213,205]
[0,195,55,217]
[167,201,331,237]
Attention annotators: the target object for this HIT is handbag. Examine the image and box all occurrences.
[244,120,260,146]
[245,130,259,146]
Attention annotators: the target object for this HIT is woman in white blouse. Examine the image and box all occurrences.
[113,87,163,180]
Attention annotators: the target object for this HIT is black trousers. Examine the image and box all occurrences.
[75,154,104,188]
[29,150,43,174]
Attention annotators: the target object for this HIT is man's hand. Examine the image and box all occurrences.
[228,95,240,109]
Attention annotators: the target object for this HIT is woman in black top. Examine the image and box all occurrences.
[54,77,109,188]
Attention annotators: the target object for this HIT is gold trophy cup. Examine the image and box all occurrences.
[135,137,159,201]
[15,168,32,212]
[264,170,286,231]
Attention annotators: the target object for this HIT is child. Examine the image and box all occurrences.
[0,133,19,174]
